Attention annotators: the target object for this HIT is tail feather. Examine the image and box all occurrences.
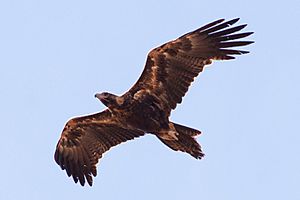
[156,122,204,159]
[173,123,201,137]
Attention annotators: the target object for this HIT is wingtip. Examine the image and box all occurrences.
[88,181,93,187]
[240,50,250,54]
[244,32,254,37]
[239,24,248,29]
[197,18,225,32]
[214,18,239,25]
[227,18,240,25]
[249,31,254,35]
[223,55,236,60]
[195,152,205,160]
[246,41,255,45]
[216,18,226,23]
[79,180,85,186]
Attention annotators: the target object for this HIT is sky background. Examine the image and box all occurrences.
[0,0,299,199]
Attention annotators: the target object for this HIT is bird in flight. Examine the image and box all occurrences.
[54,18,253,186]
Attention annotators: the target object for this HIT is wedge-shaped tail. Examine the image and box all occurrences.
[157,122,204,159]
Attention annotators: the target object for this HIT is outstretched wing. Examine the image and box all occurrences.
[127,18,253,116]
[54,110,145,186]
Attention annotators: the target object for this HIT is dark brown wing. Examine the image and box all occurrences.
[54,110,145,186]
[127,18,253,115]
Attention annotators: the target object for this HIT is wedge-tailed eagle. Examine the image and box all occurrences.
[54,18,253,186]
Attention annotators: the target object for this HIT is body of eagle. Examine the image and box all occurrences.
[54,18,253,186]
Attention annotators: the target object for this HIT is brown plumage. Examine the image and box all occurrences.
[54,18,253,186]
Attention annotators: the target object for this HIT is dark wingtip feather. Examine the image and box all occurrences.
[239,50,250,54]
[202,18,242,34]
[87,176,93,186]
[84,171,93,186]
[244,41,254,45]
[220,49,250,55]
[72,175,78,183]
[232,24,247,31]
[227,18,240,25]
[247,31,254,36]
[198,18,225,32]
[194,152,205,160]
[210,24,248,38]
[217,32,254,42]
[223,55,236,60]
[91,167,97,176]
[219,41,254,48]
[79,175,85,186]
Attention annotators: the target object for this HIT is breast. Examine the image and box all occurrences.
[119,97,169,132]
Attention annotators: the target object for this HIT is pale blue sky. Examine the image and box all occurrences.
[0,0,299,199]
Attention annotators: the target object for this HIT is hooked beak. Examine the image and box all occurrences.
[94,93,104,100]
[95,93,109,105]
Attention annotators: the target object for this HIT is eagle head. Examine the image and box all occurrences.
[95,92,124,110]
